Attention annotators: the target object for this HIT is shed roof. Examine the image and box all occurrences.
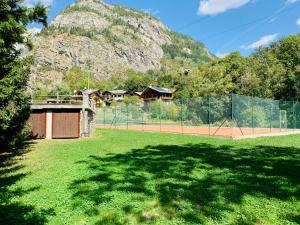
[104,90,127,95]
[134,92,143,96]
[145,86,173,94]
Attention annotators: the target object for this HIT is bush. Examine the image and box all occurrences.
[101,28,121,44]
[63,66,101,91]
[242,106,269,128]
[149,101,180,121]
[8,125,32,151]
[112,5,144,18]
[124,96,140,106]
[162,31,213,63]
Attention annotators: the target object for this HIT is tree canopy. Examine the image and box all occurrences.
[94,33,299,102]
[0,0,48,148]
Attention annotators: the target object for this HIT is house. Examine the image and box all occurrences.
[75,89,104,108]
[28,91,96,139]
[140,86,174,102]
[102,90,128,102]
[134,92,143,98]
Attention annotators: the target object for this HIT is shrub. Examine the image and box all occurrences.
[149,101,180,121]
[162,31,213,63]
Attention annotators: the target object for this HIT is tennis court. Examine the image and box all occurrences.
[96,94,300,138]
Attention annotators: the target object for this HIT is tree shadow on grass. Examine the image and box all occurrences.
[0,141,55,225]
[70,143,300,224]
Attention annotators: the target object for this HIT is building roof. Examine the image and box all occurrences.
[85,89,100,95]
[104,90,127,95]
[134,92,143,96]
[146,86,174,94]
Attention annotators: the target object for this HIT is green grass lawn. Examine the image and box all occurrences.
[1,129,299,225]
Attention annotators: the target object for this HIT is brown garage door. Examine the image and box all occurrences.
[52,110,80,139]
[28,110,46,139]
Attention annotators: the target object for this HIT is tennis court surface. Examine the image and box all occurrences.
[97,124,300,139]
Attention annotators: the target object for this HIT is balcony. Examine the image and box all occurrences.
[31,95,83,105]
[143,96,173,101]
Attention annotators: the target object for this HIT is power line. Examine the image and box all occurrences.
[201,3,300,41]
[202,16,275,40]
[216,5,288,53]
[176,16,211,31]
[175,2,300,43]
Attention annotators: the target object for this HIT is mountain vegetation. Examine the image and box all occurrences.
[28,0,214,92]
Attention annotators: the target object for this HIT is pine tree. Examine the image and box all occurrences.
[0,0,48,149]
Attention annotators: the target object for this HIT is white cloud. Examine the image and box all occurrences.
[297,18,300,26]
[286,0,299,3]
[216,52,230,58]
[23,0,53,7]
[241,33,278,49]
[198,0,252,15]
[268,17,277,23]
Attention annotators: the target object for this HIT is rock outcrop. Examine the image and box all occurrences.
[29,0,213,90]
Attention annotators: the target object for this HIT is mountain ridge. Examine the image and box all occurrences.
[29,0,214,91]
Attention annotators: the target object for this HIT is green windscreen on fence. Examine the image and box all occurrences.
[96,94,300,137]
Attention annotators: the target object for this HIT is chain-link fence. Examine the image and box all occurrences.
[96,94,300,138]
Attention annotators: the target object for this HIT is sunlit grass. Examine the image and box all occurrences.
[1,129,299,224]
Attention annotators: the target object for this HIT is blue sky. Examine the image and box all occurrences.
[26,0,300,56]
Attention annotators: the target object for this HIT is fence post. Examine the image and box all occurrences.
[142,107,144,131]
[269,101,272,133]
[208,95,211,136]
[279,102,282,132]
[159,100,162,132]
[181,98,183,134]
[252,96,254,135]
[231,93,234,138]
[126,104,129,130]
[293,101,296,132]
[114,106,117,129]
[103,107,106,128]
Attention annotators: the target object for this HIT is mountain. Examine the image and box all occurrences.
[29,0,215,90]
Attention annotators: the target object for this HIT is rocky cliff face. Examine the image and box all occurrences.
[29,0,213,90]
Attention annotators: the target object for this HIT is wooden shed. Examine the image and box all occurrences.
[52,109,81,139]
[28,92,96,139]
[28,110,46,139]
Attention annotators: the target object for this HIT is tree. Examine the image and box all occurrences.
[179,61,234,98]
[124,96,140,106]
[269,34,300,100]
[0,0,48,148]
[122,69,152,95]
[63,66,102,92]
[252,48,286,99]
